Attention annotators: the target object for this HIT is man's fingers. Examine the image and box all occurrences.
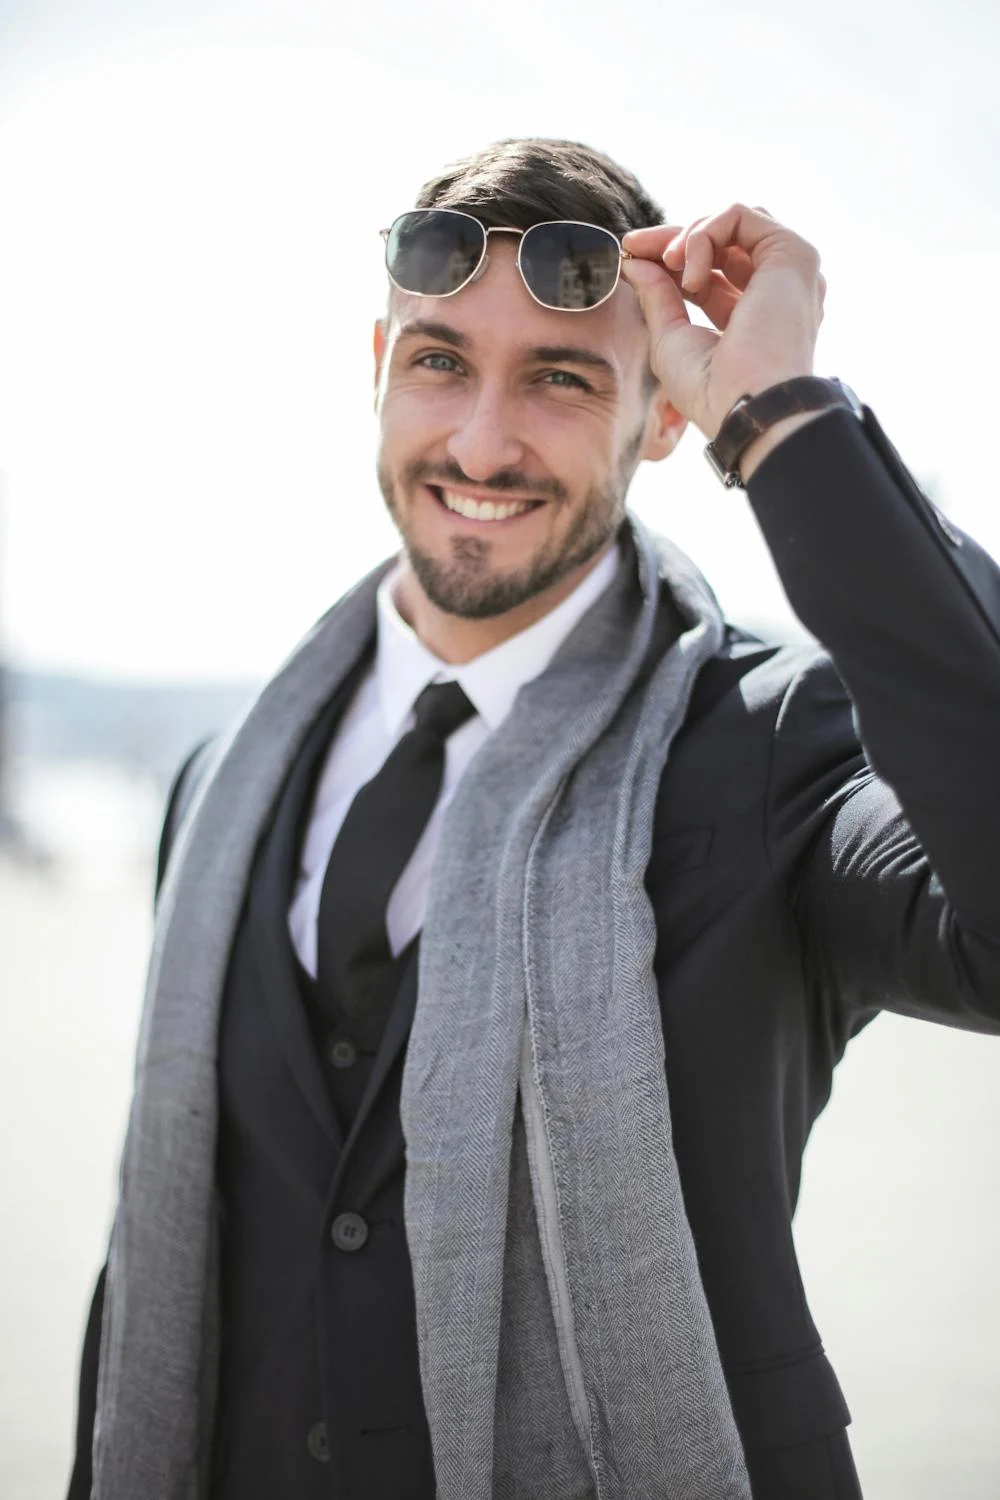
[622,254,744,341]
[660,217,710,273]
[687,204,787,258]
[621,218,766,299]
[684,269,742,331]
[720,245,753,291]
[620,224,685,261]
[645,205,820,296]
[620,255,691,334]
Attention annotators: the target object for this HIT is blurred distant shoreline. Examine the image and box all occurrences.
[0,667,259,867]
[3,667,259,776]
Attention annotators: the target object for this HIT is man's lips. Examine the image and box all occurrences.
[424,484,546,525]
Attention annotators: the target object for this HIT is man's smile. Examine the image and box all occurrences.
[424,483,547,526]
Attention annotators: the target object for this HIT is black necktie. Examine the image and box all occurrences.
[315,679,476,1043]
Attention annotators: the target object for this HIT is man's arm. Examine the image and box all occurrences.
[66,740,216,1499]
[755,405,1000,1022]
[623,199,1000,1020]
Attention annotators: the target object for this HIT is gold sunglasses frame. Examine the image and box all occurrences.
[380,209,633,313]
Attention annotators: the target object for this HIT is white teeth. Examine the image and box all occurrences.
[440,489,534,522]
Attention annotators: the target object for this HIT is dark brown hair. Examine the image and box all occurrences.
[414,138,665,237]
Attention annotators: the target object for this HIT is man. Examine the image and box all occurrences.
[69,138,1000,1500]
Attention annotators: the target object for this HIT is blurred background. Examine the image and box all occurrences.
[1,1,999,1495]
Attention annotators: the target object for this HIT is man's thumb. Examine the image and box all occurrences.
[620,257,689,337]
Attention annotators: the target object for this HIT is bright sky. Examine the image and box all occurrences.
[0,0,997,681]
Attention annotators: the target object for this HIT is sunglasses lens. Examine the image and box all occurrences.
[519,223,621,309]
[385,210,486,296]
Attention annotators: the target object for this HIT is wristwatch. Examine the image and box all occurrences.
[704,376,863,488]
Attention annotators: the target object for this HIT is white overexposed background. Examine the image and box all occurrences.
[1,2,999,1496]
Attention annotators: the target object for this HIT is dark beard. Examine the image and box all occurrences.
[377,428,643,620]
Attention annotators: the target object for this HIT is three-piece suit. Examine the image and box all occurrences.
[70,405,1000,1498]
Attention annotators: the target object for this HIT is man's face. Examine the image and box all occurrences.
[373,237,682,621]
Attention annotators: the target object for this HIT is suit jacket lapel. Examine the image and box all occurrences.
[245,662,370,1151]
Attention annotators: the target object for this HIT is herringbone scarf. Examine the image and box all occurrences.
[93,514,750,1499]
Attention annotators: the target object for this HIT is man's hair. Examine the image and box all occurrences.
[414,137,664,239]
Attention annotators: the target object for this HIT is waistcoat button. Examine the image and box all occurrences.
[331,1211,369,1251]
[327,1036,358,1068]
[307,1420,330,1462]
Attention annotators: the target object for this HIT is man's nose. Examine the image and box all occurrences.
[445,383,525,483]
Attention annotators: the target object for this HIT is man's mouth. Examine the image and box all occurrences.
[427,485,545,524]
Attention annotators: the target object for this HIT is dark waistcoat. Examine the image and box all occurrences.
[211,672,436,1500]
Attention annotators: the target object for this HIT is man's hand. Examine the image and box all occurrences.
[620,206,827,462]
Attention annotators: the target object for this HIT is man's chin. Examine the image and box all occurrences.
[403,525,615,621]
[405,548,541,620]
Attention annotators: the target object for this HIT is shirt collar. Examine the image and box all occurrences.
[374,541,622,738]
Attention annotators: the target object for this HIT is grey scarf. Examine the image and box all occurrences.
[93,514,751,1500]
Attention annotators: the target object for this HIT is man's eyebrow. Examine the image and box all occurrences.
[529,345,616,378]
[393,325,616,380]
[396,320,468,349]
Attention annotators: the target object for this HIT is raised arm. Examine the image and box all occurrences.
[623,200,1000,1025]
[755,407,1000,1025]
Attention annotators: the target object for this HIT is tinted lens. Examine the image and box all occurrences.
[385,210,486,296]
[519,222,621,309]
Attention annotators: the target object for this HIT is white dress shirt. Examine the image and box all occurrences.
[288,543,621,976]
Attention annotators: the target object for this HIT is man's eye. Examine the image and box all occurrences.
[543,369,588,390]
[418,352,462,373]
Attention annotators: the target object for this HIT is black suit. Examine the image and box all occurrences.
[70,406,1000,1498]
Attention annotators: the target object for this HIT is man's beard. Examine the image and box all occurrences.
[377,431,643,620]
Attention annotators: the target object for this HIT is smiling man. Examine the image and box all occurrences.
[70,139,1000,1500]
[372,242,677,652]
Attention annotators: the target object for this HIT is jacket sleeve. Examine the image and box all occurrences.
[66,739,215,1499]
[752,404,1000,1027]
[66,1267,105,1500]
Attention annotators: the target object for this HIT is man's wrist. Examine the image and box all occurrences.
[704,377,862,488]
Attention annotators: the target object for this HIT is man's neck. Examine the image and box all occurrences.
[391,543,618,665]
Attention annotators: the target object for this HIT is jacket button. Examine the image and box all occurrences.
[331,1211,369,1251]
[327,1036,358,1068]
[307,1420,330,1462]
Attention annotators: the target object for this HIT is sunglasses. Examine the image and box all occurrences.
[381,208,632,313]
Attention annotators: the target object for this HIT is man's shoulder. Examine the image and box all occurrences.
[154,738,218,902]
[652,625,860,854]
[686,622,839,730]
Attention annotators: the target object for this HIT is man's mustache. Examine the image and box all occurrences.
[405,460,567,504]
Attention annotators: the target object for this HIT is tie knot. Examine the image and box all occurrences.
[412,680,476,741]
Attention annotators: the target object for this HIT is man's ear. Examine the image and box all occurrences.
[641,386,687,462]
[373,318,387,403]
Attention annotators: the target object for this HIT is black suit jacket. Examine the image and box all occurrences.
[69,405,1000,1498]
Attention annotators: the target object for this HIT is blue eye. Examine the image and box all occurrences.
[419,352,461,372]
